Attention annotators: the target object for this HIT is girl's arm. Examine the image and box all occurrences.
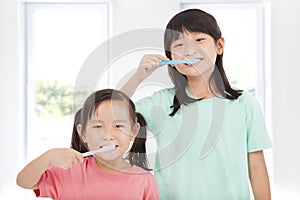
[248,150,271,200]
[121,54,168,97]
[16,148,83,189]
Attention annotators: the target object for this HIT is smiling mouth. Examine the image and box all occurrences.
[98,144,119,153]
[82,144,119,157]
[184,59,201,66]
[100,144,118,148]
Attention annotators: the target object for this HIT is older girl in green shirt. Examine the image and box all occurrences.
[122,8,272,200]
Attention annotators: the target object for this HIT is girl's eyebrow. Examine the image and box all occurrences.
[89,119,129,123]
[114,119,130,124]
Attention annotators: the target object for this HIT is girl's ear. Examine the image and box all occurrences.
[77,124,87,143]
[130,123,140,141]
[217,37,225,55]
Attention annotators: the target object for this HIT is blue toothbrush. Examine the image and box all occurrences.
[159,59,199,65]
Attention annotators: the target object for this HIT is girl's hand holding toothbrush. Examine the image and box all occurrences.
[135,54,169,81]
[45,148,84,169]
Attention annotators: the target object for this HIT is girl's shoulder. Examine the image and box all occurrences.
[229,90,263,114]
[135,87,175,105]
[236,90,259,105]
[151,87,175,97]
[152,87,176,101]
[130,166,157,183]
[130,165,153,174]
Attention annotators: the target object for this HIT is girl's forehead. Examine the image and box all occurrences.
[91,100,132,120]
[178,31,201,37]
[96,100,129,112]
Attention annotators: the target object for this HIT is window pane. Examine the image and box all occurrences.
[26,3,108,161]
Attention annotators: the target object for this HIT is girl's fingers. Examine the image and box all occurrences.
[73,160,78,166]
[70,150,84,165]
[66,156,80,169]
[157,55,169,63]
[141,54,169,65]
[136,54,169,80]
[152,55,169,65]
[75,152,84,163]
[48,148,83,169]
[140,62,156,72]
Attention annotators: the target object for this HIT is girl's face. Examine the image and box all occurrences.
[170,31,224,78]
[81,100,139,161]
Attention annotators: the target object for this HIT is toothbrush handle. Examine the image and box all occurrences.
[82,149,101,157]
[82,144,116,157]
[159,60,179,65]
[82,151,92,157]
[159,59,198,65]
[159,60,169,65]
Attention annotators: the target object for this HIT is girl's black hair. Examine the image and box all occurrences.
[70,108,89,153]
[126,112,148,170]
[164,9,243,116]
[71,89,150,170]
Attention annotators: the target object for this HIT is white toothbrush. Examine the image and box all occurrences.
[82,144,117,157]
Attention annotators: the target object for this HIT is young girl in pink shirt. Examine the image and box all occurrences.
[16,89,159,200]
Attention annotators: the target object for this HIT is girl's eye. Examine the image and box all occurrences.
[196,38,204,42]
[172,43,183,48]
[93,125,102,129]
[116,124,125,128]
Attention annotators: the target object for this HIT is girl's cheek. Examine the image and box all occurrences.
[119,143,130,152]
[171,51,183,59]
[87,134,103,146]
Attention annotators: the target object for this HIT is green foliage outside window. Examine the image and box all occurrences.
[35,80,74,117]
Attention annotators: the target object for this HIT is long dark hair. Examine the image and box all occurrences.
[70,89,149,170]
[164,9,242,116]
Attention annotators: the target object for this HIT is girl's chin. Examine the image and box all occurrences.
[95,155,121,163]
[95,150,124,160]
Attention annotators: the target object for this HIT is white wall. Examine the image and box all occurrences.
[110,0,180,35]
[1,0,300,199]
[271,0,300,198]
[0,0,25,198]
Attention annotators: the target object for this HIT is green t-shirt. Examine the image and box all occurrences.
[135,88,272,200]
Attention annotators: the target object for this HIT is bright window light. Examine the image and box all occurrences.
[25,3,109,161]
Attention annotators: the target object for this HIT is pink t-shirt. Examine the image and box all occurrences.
[35,157,159,200]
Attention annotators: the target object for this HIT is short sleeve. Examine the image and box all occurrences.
[245,93,272,152]
[143,174,160,200]
[37,164,69,199]
[135,89,173,133]
[135,95,157,131]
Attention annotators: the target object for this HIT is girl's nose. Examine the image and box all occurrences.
[184,39,198,56]
[103,132,114,141]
